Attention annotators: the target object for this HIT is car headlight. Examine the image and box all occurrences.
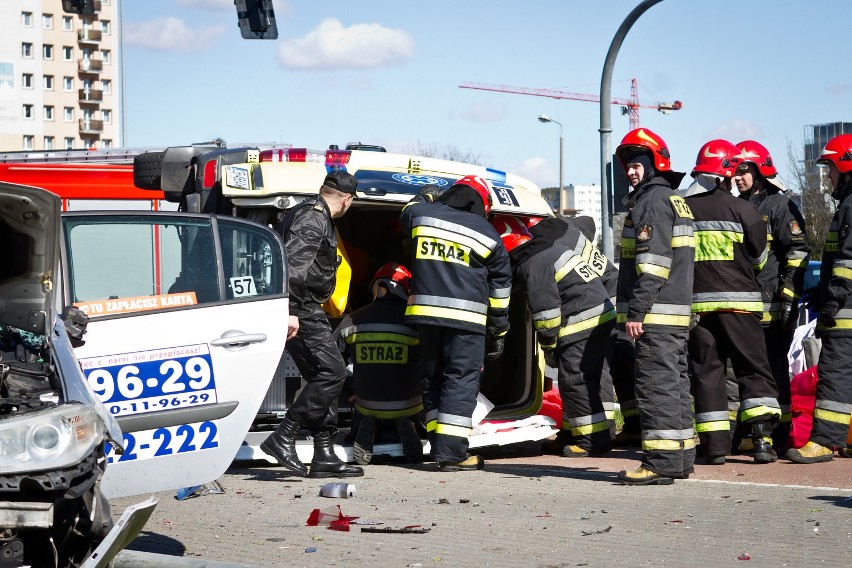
[0,403,104,474]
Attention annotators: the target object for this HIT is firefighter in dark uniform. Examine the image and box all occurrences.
[614,128,696,485]
[524,215,627,450]
[400,175,512,472]
[492,215,616,457]
[733,140,810,454]
[683,139,781,465]
[260,170,363,478]
[788,133,852,463]
[334,262,424,465]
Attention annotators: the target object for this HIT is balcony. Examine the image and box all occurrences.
[78,119,103,134]
[78,89,103,104]
[78,58,103,74]
[77,29,103,44]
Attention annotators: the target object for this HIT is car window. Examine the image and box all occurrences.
[62,214,284,317]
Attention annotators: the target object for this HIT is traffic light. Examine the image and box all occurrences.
[62,0,96,15]
[235,0,278,40]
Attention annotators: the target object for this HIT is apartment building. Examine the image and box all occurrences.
[0,0,120,152]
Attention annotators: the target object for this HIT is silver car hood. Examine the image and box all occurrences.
[0,182,60,334]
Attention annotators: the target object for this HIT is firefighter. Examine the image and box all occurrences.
[524,215,630,450]
[334,262,424,465]
[493,215,616,456]
[733,140,810,454]
[684,139,781,465]
[260,170,364,478]
[400,175,512,472]
[614,128,696,485]
[787,134,852,463]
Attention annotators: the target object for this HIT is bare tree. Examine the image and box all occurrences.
[787,138,835,260]
[413,140,482,165]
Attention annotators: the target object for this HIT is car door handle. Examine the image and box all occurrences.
[210,331,268,350]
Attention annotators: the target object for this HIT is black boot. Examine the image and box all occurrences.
[260,416,308,477]
[752,421,778,464]
[309,430,364,478]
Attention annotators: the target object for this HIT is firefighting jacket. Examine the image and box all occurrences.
[742,189,809,323]
[400,195,512,335]
[617,176,695,332]
[510,237,615,351]
[818,185,852,335]
[685,183,767,315]
[528,217,617,298]
[280,196,339,318]
[334,294,422,419]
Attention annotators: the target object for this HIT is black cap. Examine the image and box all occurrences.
[323,170,358,195]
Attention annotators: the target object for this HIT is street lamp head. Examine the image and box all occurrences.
[538,115,552,124]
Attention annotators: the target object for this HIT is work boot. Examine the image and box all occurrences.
[396,417,424,463]
[786,441,834,464]
[260,416,308,477]
[309,430,364,478]
[352,416,376,465]
[437,454,484,472]
[738,437,755,453]
[617,466,674,486]
[562,444,590,458]
[541,430,571,455]
[705,454,726,465]
[752,422,778,464]
[838,446,852,459]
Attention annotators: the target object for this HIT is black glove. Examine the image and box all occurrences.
[485,335,505,361]
[419,184,443,203]
[819,301,840,328]
[780,300,797,332]
[543,349,558,369]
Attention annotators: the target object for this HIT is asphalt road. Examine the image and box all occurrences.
[111,443,851,568]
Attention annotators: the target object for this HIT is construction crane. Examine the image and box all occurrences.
[459,78,682,129]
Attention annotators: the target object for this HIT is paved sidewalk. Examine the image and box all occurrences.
[111,445,851,568]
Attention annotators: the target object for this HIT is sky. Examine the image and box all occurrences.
[120,0,852,192]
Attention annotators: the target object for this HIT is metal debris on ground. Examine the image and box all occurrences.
[361,526,431,534]
[175,480,226,501]
[581,525,613,536]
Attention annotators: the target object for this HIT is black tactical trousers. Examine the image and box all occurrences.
[813,334,852,448]
[635,330,695,478]
[284,302,349,434]
[418,325,485,464]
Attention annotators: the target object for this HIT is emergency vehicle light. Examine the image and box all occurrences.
[326,150,351,167]
[287,149,307,162]
[203,159,217,189]
[259,149,286,162]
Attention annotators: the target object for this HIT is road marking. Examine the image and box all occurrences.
[686,478,852,492]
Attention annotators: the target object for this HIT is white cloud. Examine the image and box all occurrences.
[454,102,510,123]
[827,84,852,95]
[704,119,763,142]
[511,156,555,189]
[124,18,227,52]
[277,18,414,70]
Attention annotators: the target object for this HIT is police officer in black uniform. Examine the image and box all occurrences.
[261,170,363,478]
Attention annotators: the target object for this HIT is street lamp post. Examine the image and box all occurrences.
[538,115,565,218]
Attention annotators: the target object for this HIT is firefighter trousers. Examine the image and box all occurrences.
[688,312,780,458]
[418,325,485,464]
[284,302,349,434]
[813,334,852,448]
[765,324,793,448]
[557,326,613,452]
[609,329,638,435]
[634,330,695,477]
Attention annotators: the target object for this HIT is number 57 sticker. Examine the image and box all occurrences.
[230,276,257,297]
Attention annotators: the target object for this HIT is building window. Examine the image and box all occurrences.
[64,107,74,122]
[63,46,73,61]
[43,44,53,60]
[22,105,33,119]
[101,20,111,34]
[42,14,53,29]
[22,43,33,58]
[102,109,112,123]
[102,139,112,149]
[22,73,33,89]
[22,12,33,27]
[82,138,94,148]
[64,137,75,150]
[101,79,111,94]
[44,106,54,121]
[63,76,73,91]
[62,16,73,31]
[43,75,54,90]
[23,136,34,151]
[101,50,111,64]
[44,136,54,150]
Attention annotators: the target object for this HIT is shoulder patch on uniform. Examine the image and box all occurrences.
[841,224,849,239]
[788,220,803,236]
[636,224,653,242]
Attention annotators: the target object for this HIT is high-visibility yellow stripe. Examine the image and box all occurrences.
[570,421,611,436]
[435,423,472,438]
[621,238,636,258]
[412,225,491,258]
[833,266,852,280]
[406,305,487,326]
[643,439,696,451]
[426,419,437,432]
[617,313,691,326]
[345,332,419,345]
[535,316,562,330]
[636,263,671,278]
[671,235,695,248]
[555,254,584,281]
[787,258,806,267]
[489,296,510,309]
[814,408,851,425]
[693,301,764,313]
[355,403,423,419]
[558,311,616,338]
[695,420,730,433]
[694,230,743,262]
[740,406,782,422]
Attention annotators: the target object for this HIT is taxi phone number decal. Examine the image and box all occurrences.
[106,421,219,464]
[80,344,217,416]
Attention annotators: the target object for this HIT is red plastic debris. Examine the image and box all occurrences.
[738,553,751,561]
[306,505,359,531]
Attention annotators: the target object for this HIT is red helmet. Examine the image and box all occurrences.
[453,174,493,215]
[692,139,741,178]
[370,262,412,297]
[817,134,852,174]
[734,140,777,178]
[615,128,673,172]
[524,216,545,229]
[490,214,532,252]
